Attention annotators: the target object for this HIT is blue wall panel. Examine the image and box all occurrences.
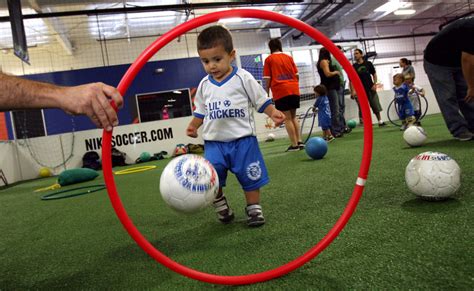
[241,54,263,81]
[21,57,206,136]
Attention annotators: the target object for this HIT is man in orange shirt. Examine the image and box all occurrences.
[263,38,303,152]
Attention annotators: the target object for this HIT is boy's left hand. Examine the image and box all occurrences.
[271,110,285,127]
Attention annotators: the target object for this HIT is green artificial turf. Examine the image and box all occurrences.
[0,114,473,290]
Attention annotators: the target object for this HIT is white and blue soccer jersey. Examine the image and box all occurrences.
[193,66,273,142]
[393,83,414,119]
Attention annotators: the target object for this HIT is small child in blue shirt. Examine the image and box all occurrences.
[313,85,334,142]
[393,74,415,130]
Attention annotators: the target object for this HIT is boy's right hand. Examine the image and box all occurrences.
[186,125,198,138]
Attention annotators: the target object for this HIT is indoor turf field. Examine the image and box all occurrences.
[1,113,473,290]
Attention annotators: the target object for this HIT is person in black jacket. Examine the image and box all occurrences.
[423,16,474,141]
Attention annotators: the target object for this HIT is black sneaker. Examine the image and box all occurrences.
[454,131,473,141]
[213,196,234,224]
[298,142,305,149]
[285,145,300,152]
[325,135,335,142]
[246,204,265,227]
[378,122,387,127]
[343,127,352,134]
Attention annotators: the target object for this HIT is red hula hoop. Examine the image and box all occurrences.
[101,9,373,286]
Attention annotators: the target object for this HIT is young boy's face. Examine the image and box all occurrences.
[198,45,235,82]
[393,76,403,86]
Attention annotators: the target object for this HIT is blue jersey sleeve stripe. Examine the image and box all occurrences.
[258,99,273,113]
[193,112,205,119]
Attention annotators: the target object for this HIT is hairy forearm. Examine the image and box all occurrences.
[0,73,63,111]
[462,52,474,90]
[263,104,276,117]
[190,116,203,128]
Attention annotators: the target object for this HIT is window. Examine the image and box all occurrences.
[136,88,192,123]
[11,109,46,138]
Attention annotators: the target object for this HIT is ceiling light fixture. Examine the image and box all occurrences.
[374,0,412,12]
[394,9,416,15]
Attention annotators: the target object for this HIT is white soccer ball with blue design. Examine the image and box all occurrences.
[159,154,219,213]
[405,152,461,200]
[403,126,427,147]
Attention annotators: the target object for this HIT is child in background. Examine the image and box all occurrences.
[186,25,285,227]
[406,77,425,125]
[313,85,334,142]
[393,73,416,130]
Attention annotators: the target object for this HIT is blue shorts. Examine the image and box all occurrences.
[204,136,269,192]
[396,99,414,119]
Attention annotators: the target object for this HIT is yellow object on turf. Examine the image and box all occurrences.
[114,165,157,175]
[34,183,61,193]
[39,167,52,178]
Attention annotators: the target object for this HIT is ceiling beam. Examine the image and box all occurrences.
[0,1,303,22]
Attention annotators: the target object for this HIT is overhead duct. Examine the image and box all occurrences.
[280,0,332,40]
[292,0,351,40]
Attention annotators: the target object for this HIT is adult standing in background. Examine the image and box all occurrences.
[0,72,123,131]
[263,38,303,152]
[400,58,415,81]
[350,49,386,127]
[317,47,344,137]
[423,16,474,141]
[331,45,351,133]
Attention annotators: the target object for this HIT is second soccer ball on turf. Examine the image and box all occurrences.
[405,152,461,201]
[159,154,219,213]
[266,133,275,142]
[403,126,427,147]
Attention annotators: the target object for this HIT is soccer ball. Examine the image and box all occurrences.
[405,152,461,200]
[403,126,427,147]
[159,154,219,213]
[266,133,275,142]
[173,144,188,156]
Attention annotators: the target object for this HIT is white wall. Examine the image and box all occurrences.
[1,115,204,184]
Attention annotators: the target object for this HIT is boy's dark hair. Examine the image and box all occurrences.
[268,38,282,53]
[314,84,327,96]
[393,73,404,82]
[197,25,234,53]
[354,48,364,55]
